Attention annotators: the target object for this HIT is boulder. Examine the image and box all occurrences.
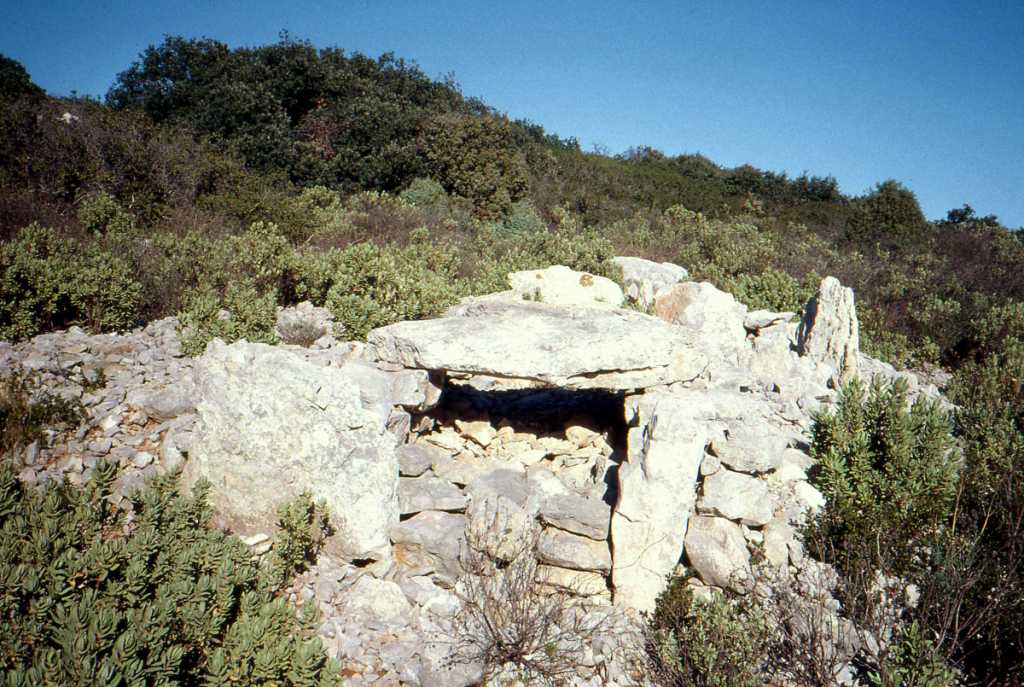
[698,469,773,526]
[540,492,611,540]
[684,516,751,591]
[508,265,624,309]
[654,281,748,355]
[612,256,689,309]
[797,277,860,386]
[182,340,398,561]
[390,511,467,577]
[399,476,468,514]
[537,528,612,573]
[708,423,788,474]
[368,299,707,390]
[611,391,714,611]
[398,443,438,477]
[126,377,195,421]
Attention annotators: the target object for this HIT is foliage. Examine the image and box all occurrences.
[178,281,279,356]
[450,524,611,685]
[0,371,84,456]
[319,235,465,340]
[847,180,928,246]
[0,224,142,341]
[809,377,958,574]
[0,462,340,686]
[643,576,771,687]
[0,54,44,101]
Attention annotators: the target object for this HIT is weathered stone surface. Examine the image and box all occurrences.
[699,470,773,526]
[536,565,609,597]
[368,299,706,390]
[537,528,612,573]
[390,511,467,576]
[397,443,437,477]
[684,515,751,591]
[465,469,538,559]
[744,309,795,331]
[340,576,413,626]
[182,340,398,561]
[126,378,195,421]
[508,265,624,309]
[612,256,689,309]
[611,391,714,611]
[798,276,860,386]
[708,423,788,474]
[540,492,611,540]
[654,281,747,354]
[399,476,468,514]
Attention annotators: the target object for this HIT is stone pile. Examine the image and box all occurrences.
[0,259,951,686]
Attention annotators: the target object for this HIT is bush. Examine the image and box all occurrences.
[0,462,340,686]
[723,268,816,312]
[0,224,142,340]
[178,281,279,356]
[643,575,771,687]
[0,371,84,456]
[318,235,465,340]
[809,377,958,575]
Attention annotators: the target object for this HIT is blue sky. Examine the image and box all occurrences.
[3,0,1022,226]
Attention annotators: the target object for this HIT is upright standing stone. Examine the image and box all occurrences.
[611,391,715,611]
[797,277,860,387]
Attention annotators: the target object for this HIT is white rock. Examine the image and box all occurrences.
[611,391,714,611]
[684,516,751,591]
[368,300,707,391]
[612,256,689,309]
[341,576,413,626]
[508,265,624,309]
[654,281,748,355]
[797,276,860,387]
[699,470,773,526]
[182,340,398,561]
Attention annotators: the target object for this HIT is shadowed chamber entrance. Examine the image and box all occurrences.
[413,383,629,507]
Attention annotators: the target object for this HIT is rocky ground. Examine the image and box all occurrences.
[0,259,948,686]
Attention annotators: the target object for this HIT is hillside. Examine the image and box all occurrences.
[1,39,1023,685]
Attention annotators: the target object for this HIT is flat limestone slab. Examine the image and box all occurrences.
[367,300,706,390]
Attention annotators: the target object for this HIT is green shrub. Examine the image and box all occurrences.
[644,576,771,687]
[0,371,84,456]
[0,462,340,686]
[77,191,136,237]
[321,235,465,340]
[809,377,958,574]
[0,224,142,341]
[178,281,279,356]
[723,268,816,312]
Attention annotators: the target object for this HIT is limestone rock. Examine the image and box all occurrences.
[708,423,788,474]
[340,576,413,626]
[540,492,611,540]
[611,391,714,611]
[612,256,689,309]
[368,299,706,390]
[537,565,609,597]
[684,516,751,591]
[654,281,748,354]
[182,340,398,561]
[508,265,624,309]
[126,377,195,421]
[537,528,612,573]
[399,476,468,514]
[390,511,467,577]
[798,277,860,386]
[398,443,437,477]
[744,309,795,332]
[698,470,773,526]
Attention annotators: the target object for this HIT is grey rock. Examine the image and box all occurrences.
[540,492,610,540]
[611,391,714,611]
[389,511,467,573]
[798,276,860,387]
[709,424,787,474]
[399,476,468,514]
[684,515,751,591]
[507,265,624,309]
[699,470,773,526]
[744,309,795,331]
[126,378,196,421]
[182,340,399,561]
[612,256,689,309]
[398,443,437,477]
[368,299,706,391]
[537,528,612,573]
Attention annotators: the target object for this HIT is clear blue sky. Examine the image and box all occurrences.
[3,0,1022,226]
